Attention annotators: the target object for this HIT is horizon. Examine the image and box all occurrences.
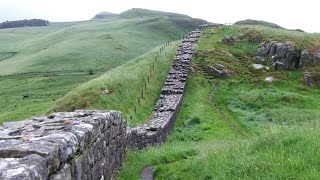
[0,0,319,33]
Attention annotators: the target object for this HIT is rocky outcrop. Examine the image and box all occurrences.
[127,29,202,149]
[257,41,320,70]
[257,41,301,70]
[0,111,126,180]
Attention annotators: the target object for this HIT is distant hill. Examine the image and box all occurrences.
[235,19,283,29]
[92,12,117,20]
[120,8,191,19]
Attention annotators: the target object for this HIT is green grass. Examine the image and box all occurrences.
[51,42,179,126]
[0,74,96,122]
[118,26,320,179]
[0,11,204,123]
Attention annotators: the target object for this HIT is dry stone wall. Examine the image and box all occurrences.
[0,111,126,180]
[127,29,202,149]
[0,27,206,179]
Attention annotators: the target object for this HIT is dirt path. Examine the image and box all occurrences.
[141,166,155,180]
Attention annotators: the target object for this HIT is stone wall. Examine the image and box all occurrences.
[0,111,126,180]
[127,30,202,149]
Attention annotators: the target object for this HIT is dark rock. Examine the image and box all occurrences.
[274,62,285,70]
[221,35,235,45]
[258,41,299,70]
[304,73,312,87]
[270,55,278,63]
[314,49,320,64]
[257,42,271,56]
[299,49,311,68]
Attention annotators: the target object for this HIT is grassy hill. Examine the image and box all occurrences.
[92,12,118,20]
[118,25,320,179]
[235,19,283,29]
[0,9,206,123]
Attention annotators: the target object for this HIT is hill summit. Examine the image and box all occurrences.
[92,11,117,19]
[120,8,191,19]
[235,19,283,29]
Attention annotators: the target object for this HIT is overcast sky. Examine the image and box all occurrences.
[0,0,319,32]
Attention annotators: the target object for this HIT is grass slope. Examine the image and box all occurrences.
[0,10,205,123]
[51,42,179,126]
[118,26,320,179]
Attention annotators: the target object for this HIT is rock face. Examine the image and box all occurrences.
[257,41,301,70]
[0,111,126,180]
[127,29,202,149]
[299,49,311,67]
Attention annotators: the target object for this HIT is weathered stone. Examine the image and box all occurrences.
[0,111,126,180]
[257,41,302,70]
[49,164,72,180]
[299,49,311,68]
[252,64,264,70]
[264,76,273,83]
[0,154,47,180]
[221,35,235,45]
[304,73,312,87]
[214,63,225,70]
[257,42,271,56]
[207,66,229,77]
[275,61,285,70]
[314,49,320,64]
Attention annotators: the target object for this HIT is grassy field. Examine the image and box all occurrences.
[0,9,205,123]
[118,26,320,179]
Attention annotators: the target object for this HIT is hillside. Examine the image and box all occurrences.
[235,19,283,29]
[118,25,320,179]
[92,11,117,20]
[0,9,206,123]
